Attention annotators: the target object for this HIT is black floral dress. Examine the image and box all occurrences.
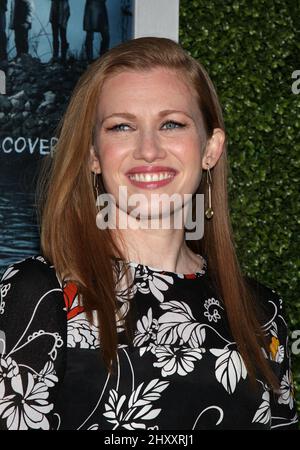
[0,255,298,430]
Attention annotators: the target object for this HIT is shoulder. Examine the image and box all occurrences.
[244,275,284,323]
[0,254,65,322]
[0,256,67,430]
[1,254,61,288]
[244,276,291,367]
[243,276,291,361]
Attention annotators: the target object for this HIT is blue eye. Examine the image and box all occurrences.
[108,123,131,132]
[108,120,185,132]
[162,120,185,130]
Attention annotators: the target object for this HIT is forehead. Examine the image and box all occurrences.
[97,68,198,112]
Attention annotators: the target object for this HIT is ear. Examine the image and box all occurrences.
[201,128,225,170]
[89,146,101,173]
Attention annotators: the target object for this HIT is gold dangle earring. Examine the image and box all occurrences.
[93,172,102,215]
[205,164,214,220]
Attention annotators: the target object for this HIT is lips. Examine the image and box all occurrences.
[125,166,178,190]
[126,166,178,175]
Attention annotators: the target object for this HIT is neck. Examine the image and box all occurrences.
[110,207,202,273]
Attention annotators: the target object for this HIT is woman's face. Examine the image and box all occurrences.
[91,67,207,221]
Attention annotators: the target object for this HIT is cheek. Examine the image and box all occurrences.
[96,143,125,193]
[175,136,202,165]
[97,131,131,158]
[175,137,203,189]
[97,142,123,171]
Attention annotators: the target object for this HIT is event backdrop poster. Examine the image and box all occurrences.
[0,0,133,272]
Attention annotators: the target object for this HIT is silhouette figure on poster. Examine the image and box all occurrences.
[121,0,132,42]
[83,0,110,62]
[9,0,34,57]
[0,0,7,61]
[49,0,70,63]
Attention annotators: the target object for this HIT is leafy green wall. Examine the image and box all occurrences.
[179,0,300,421]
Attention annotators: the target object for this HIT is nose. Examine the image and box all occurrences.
[133,129,166,162]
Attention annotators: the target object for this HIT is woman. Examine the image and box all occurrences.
[0,37,298,430]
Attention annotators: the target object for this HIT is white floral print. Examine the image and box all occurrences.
[252,391,271,425]
[133,265,174,302]
[0,265,18,315]
[157,301,206,347]
[153,346,205,377]
[210,348,248,394]
[278,370,294,410]
[0,356,19,397]
[204,298,222,323]
[67,313,100,349]
[0,255,297,430]
[34,362,58,388]
[133,308,159,348]
[103,378,169,430]
[0,371,54,430]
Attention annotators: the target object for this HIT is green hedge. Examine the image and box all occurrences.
[179,0,300,422]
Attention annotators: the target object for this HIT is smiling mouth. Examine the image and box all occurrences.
[127,172,175,182]
[126,171,177,189]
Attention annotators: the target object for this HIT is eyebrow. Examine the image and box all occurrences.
[101,109,194,124]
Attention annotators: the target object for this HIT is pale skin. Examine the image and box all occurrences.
[90,67,225,274]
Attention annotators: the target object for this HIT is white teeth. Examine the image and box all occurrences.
[128,172,175,182]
